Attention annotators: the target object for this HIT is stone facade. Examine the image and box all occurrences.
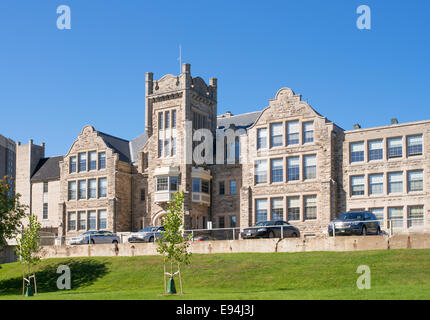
[14,64,430,238]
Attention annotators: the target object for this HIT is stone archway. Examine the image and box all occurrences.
[152,211,166,226]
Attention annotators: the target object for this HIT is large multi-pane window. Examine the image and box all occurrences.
[407,135,423,156]
[158,112,164,130]
[68,212,76,231]
[350,142,364,163]
[368,140,383,161]
[271,198,283,221]
[408,170,423,192]
[68,181,77,200]
[165,111,170,129]
[256,199,268,223]
[287,197,300,221]
[78,180,87,200]
[369,174,384,195]
[89,151,97,171]
[70,156,77,173]
[257,128,267,150]
[408,206,424,228]
[98,210,107,229]
[304,195,317,220]
[88,211,97,230]
[157,177,169,191]
[99,178,107,198]
[98,152,106,169]
[387,137,403,158]
[172,110,177,128]
[270,123,283,147]
[304,155,317,180]
[230,180,237,195]
[303,122,314,144]
[388,172,403,194]
[271,158,283,183]
[255,160,268,184]
[43,203,48,220]
[287,157,300,181]
[88,179,97,199]
[370,208,384,224]
[389,207,403,228]
[351,176,365,196]
[78,211,87,230]
[78,153,87,172]
[287,121,300,145]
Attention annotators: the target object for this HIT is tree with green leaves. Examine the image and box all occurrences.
[15,214,42,296]
[0,176,27,250]
[156,191,192,295]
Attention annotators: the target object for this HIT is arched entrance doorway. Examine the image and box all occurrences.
[152,211,166,226]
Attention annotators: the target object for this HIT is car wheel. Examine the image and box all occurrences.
[376,227,381,235]
[361,226,367,236]
[292,232,298,238]
[112,240,118,244]
[149,236,154,243]
[268,231,275,239]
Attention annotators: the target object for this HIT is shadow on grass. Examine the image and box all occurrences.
[0,259,109,296]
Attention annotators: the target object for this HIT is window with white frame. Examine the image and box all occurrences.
[271,158,283,183]
[350,142,364,163]
[408,170,423,192]
[78,180,87,200]
[287,197,300,221]
[271,198,283,221]
[170,176,178,192]
[388,172,403,194]
[408,206,424,228]
[88,179,97,199]
[164,140,170,157]
[287,121,300,145]
[351,176,365,196]
[68,212,76,231]
[257,128,267,150]
[172,110,177,128]
[304,195,317,220]
[165,110,170,129]
[68,181,77,200]
[98,210,107,229]
[70,156,77,173]
[98,152,106,169]
[388,207,403,228]
[270,123,283,147]
[256,199,268,223]
[370,208,384,224]
[159,112,163,130]
[156,177,169,191]
[255,160,268,184]
[78,152,87,172]
[78,211,86,230]
[368,140,383,161]
[387,137,403,158]
[287,157,300,181]
[89,151,97,171]
[303,122,314,143]
[158,140,163,158]
[192,178,200,193]
[99,178,107,198]
[304,155,317,180]
[88,210,97,230]
[369,174,384,195]
[407,135,423,156]
[171,138,176,156]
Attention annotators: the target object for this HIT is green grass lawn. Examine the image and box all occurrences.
[1,249,430,300]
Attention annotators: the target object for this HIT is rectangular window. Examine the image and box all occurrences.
[304,155,317,180]
[43,203,48,220]
[171,138,176,156]
[368,140,383,161]
[88,179,97,199]
[230,216,237,228]
[304,195,317,220]
[370,208,384,224]
[70,156,77,173]
[99,178,107,198]
[255,160,268,184]
[257,128,267,150]
[164,140,170,157]
[388,137,403,158]
[202,180,209,194]
[287,197,300,221]
[165,111,170,129]
[170,176,179,191]
[287,157,300,181]
[271,158,283,183]
[78,153,87,172]
[407,135,423,156]
[78,180,87,200]
[192,178,200,193]
[140,188,145,201]
[369,174,384,195]
[98,152,106,169]
[68,212,76,231]
[408,170,423,192]
[271,197,283,221]
[157,177,169,191]
[389,207,403,228]
[89,151,97,171]
[218,216,225,229]
[351,176,365,196]
[256,199,268,223]
[350,142,365,163]
[78,211,87,231]
[287,121,300,145]
[172,110,177,128]
[159,112,163,130]
[230,180,237,195]
[43,181,48,193]
[158,140,163,158]
[303,122,314,143]
[270,123,283,147]
[408,206,424,228]
[68,181,77,200]
[98,210,107,229]
[219,181,225,195]
[88,211,97,230]
[388,172,403,194]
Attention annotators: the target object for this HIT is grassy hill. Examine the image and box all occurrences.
[1,249,430,299]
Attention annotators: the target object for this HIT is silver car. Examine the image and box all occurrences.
[69,231,120,245]
[128,226,165,243]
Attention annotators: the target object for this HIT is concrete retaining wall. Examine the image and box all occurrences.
[39,234,430,260]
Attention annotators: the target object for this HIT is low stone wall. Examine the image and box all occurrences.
[39,234,430,260]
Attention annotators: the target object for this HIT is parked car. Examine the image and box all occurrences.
[241,221,300,239]
[128,226,165,243]
[189,235,215,242]
[69,231,120,245]
[328,211,381,236]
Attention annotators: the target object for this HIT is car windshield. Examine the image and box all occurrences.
[337,212,365,220]
[140,227,156,232]
[255,221,276,227]
[81,231,97,236]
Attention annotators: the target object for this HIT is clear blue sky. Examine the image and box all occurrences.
[1,0,429,157]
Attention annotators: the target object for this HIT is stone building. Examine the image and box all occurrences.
[0,134,16,192]
[15,64,430,239]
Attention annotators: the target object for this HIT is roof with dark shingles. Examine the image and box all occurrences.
[31,156,63,182]
[97,131,132,163]
[216,111,261,133]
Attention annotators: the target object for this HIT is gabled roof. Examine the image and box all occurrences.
[97,131,132,163]
[31,156,63,182]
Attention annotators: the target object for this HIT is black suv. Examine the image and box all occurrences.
[241,221,300,239]
[328,211,381,236]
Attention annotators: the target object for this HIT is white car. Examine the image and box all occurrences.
[69,231,120,245]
